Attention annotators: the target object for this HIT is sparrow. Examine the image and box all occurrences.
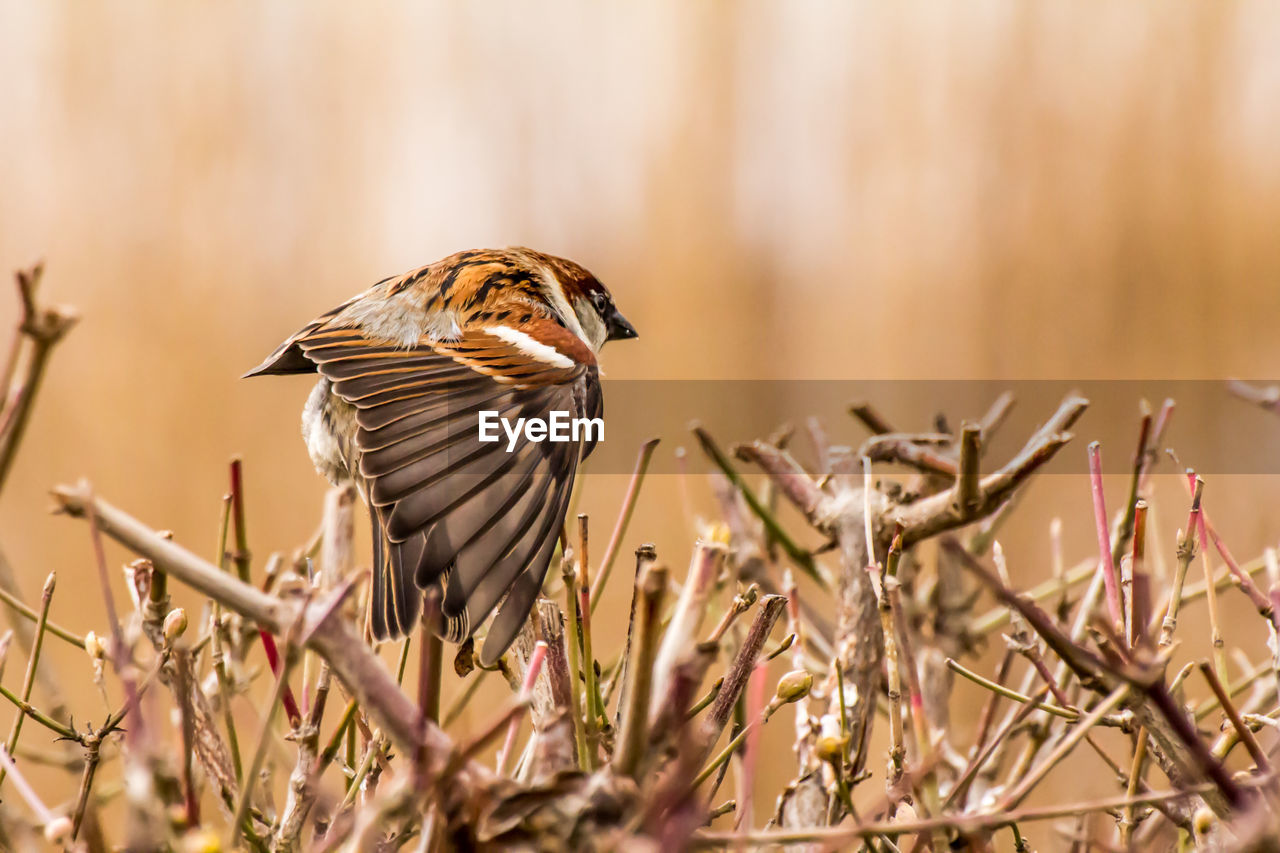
[246,248,637,665]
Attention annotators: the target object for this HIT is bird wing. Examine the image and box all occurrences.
[294,319,601,664]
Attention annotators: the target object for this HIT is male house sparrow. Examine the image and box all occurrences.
[246,248,636,664]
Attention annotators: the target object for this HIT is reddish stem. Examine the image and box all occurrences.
[1181,471,1276,626]
[498,641,547,774]
[1088,443,1124,628]
[1130,501,1150,648]
[1136,399,1175,495]
[259,629,302,728]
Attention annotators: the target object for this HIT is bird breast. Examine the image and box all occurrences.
[302,377,358,486]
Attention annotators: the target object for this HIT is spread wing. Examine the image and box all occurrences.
[294,321,601,665]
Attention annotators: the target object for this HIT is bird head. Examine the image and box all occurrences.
[522,249,638,351]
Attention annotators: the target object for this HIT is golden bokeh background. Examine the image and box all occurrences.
[2,2,1280,846]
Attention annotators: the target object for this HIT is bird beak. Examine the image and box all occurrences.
[605,307,638,341]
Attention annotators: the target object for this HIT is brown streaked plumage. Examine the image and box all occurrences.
[247,248,637,665]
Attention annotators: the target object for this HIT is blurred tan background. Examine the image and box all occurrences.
[2,1,1280,846]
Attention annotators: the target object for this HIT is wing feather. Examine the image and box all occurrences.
[480,496,571,665]
[380,434,537,537]
[293,322,598,650]
[461,458,573,627]
[356,382,503,441]
[441,456,564,616]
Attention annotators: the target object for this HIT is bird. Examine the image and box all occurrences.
[245,248,637,665]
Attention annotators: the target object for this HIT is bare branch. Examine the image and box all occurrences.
[896,396,1087,546]
[49,483,492,794]
[0,265,78,494]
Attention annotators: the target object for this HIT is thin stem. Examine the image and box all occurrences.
[229,458,252,584]
[953,422,981,514]
[0,584,85,649]
[1129,500,1150,648]
[997,686,1130,810]
[0,683,77,741]
[862,457,876,576]
[1088,442,1123,632]
[258,629,302,729]
[696,596,787,768]
[686,678,724,721]
[1050,518,1067,616]
[396,635,412,686]
[946,659,1083,721]
[1193,659,1271,722]
[848,400,896,435]
[1180,470,1277,626]
[438,699,530,784]
[696,778,1275,847]
[0,574,55,791]
[693,425,818,582]
[338,734,383,811]
[835,664,851,770]
[944,685,1052,811]
[172,647,200,828]
[209,605,243,784]
[0,266,77,494]
[968,649,1015,760]
[1120,728,1149,848]
[1137,399,1175,496]
[229,617,302,848]
[69,741,101,841]
[577,514,603,738]
[442,670,488,729]
[51,485,437,771]
[706,585,758,645]
[1111,403,1153,564]
[498,641,546,775]
[888,571,942,829]
[880,535,905,787]
[418,593,442,725]
[969,558,1097,637]
[693,718,757,790]
[415,591,443,790]
[0,745,59,829]
[1197,507,1228,680]
[1179,553,1268,606]
[0,265,41,396]
[85,486,126,672]
[70,653,167,840]
[274,658,331,850]
[1199,662,1270,772]
[613,563,667,779]
[562,556,591,770]
[590,438,659,614]
[216,492,233,573]
[1159,478,1203,646]
[1268,547,1280,701]
[317,698,359,778]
